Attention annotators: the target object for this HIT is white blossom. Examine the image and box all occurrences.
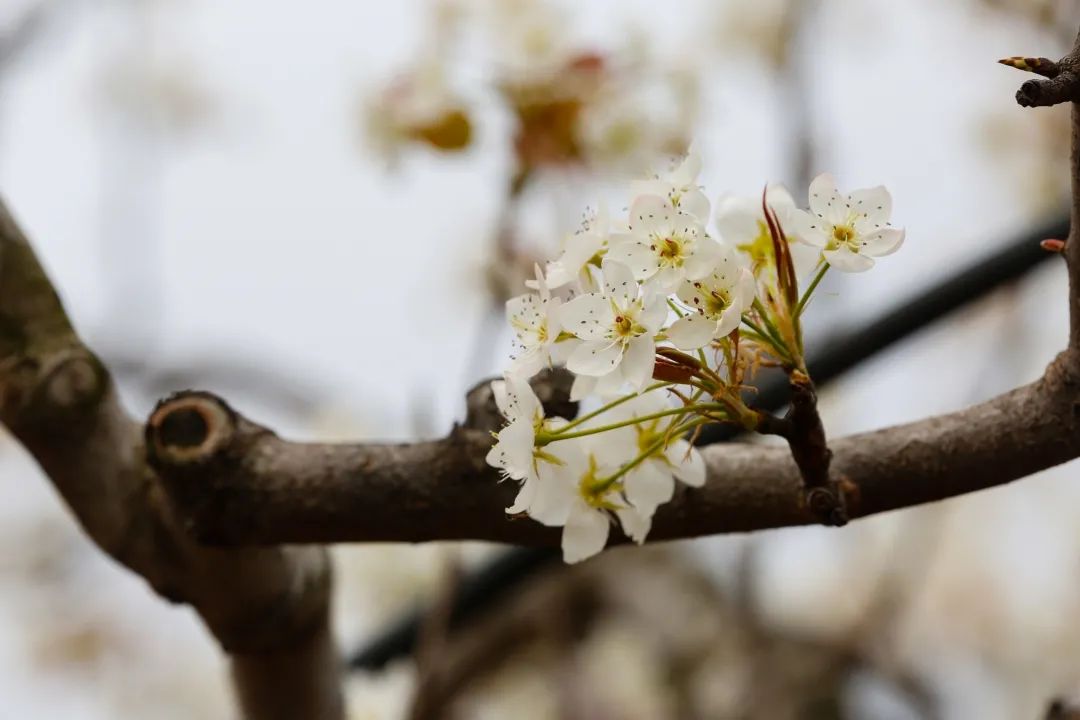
[558,259,666,391]
[788,173,905,272]
[666,243,756,349]
[608,194,720,292]
[487,372,573,509]
[524,435,650,563]
[715,185,822,279]
[486,150,908,565]
[485,373,546,485]
[594,390,706,520]
[541,204,610,291]
[507,265,562,377]
[632,151,710,221]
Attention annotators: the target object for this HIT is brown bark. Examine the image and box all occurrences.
[0,202,343,719]
[142,360,1080,547]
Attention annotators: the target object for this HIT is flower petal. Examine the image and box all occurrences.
[559,293,611,341]
[593,367,629,398]
[562,502,610,563]
[859,227,904,257]
[567,340,624,376]
[624,461,675,515]
[786,208,829,248]
[620,335,656,390]
[491,379,509,417]
[629,194,674,235]
[666,313,715,350]
[734,267,757,308]
[509,347,546,378]
[824,246,874,272]
[530,453,581,526]
[639,295,669,334]
[616,506,652,545]
[606,241,657,282]
[808,173,848,225]
[849,185,892,234]
[671,150,701,185]
[678,189,710,222]
[485,419,535,481]
[667,440,706,487]
[765,184,797,215]
[602,258,640,306]
[569,373,597,402]
[714,306,742,338]
[685,235,723,280]
[714,195,761,246]
[506,476,537,514]
[503,373,541,423]
[707,241,740,285]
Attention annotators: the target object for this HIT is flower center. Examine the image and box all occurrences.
[652,235,686,266]
[612,312,643,340]
[705,289,730,317]
[579,455,619,508]
[635,421,665,455]
[830,224,856,250]
[737,221,774,267]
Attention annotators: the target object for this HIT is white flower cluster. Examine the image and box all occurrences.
[488,153,904,562]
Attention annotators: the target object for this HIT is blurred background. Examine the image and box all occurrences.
[1,0,1079,717]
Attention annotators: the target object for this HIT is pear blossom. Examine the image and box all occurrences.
[486,371,573,513]
[667,243,756,349]
[715,185,799,265]
[558,259,666,391]
[633,151,710,221]
[541,204,610,291]
[715,186,824,282]
[788,173,905,272]
[485,149,909,565]
[507,266,562,377]
[523,435,651,563]
[593,390,706,519]
[608,195,720,292]
[485,373,547,485]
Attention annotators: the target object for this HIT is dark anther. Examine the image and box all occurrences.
[158,408,210,449]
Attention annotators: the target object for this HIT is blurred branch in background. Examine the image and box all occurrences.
[388,549,936,718]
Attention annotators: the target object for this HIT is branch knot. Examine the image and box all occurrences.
[147,391,237,467]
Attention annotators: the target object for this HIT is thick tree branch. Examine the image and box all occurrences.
[145,355,1080,547]
[0,201,343,720]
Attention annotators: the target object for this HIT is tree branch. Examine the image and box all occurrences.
[0,200,343,720]
[145,357,1080,547]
